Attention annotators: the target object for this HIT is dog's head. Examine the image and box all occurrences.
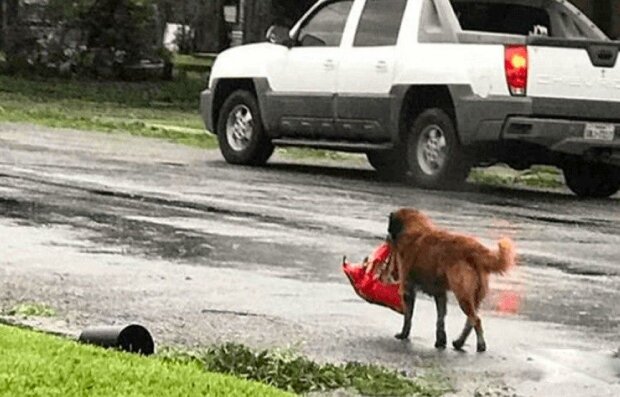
[387,208,433,244]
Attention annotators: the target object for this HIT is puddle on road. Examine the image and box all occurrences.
[0,196,336,282]
[523,253,612,277]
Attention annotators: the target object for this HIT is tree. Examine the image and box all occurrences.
[242,0,314,44]
[243,0,272,44]
[3,0,165,78]
[0,0,19,51]
[193,0,229,52]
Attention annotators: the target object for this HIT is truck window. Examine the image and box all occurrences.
[451,1,552,36]
[297,0,354,47]
[354,0,408,46]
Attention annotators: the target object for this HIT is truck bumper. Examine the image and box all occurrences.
[455,92,620,163]
[200,88,214,133]
[503,117,620,164]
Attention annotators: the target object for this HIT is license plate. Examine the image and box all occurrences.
[584,123,615,141]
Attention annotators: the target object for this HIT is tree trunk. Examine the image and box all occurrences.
[3,0,19,56]
[1,0,18,51]
[0,0,4,50]
[243,0,273,44]
[242,0,316,44]
[193,0,229,53]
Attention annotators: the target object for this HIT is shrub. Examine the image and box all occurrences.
[5,0,163,79]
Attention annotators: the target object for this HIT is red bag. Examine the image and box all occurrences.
[342,243,403,314]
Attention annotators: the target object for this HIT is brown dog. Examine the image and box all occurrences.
[387,208,516,352]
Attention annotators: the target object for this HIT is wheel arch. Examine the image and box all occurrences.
[212,79,258,133]
[392,85,458,146]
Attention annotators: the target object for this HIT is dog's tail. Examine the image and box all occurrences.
[482,237,516,274]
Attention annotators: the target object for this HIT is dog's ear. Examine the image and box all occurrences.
[387,211,404,243]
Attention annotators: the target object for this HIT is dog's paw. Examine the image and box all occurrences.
[477,342,487,353]
[435,332,447,349]
[395,332,410,341]
[452,339,465,351]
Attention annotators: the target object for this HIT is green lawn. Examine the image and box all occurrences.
[0,74,562,189]
[174,54,215,74]
[0,74,217,149]
[0,324,292,397]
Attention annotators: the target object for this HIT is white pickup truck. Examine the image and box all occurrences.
[201,0,620,198]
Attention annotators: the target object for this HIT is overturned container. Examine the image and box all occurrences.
[79,324,155,356]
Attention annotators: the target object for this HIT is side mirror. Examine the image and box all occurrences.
[266,25,292,47]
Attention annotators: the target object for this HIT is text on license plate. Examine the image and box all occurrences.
[584,123,615,141]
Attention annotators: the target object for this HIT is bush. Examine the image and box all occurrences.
[5,0,164,79]
[161,343,449,396]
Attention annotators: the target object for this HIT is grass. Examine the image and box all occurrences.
[4,303,56,318]
[160,343,449,397]
[469,165,564,189]
[174,54,215,74]
[279,147,366,163]
[0,324,292,397]
[0,74,217,149]
[0,74,565,189]
[0,74,364,162]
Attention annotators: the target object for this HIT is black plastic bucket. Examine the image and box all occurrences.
[78,324,155,356]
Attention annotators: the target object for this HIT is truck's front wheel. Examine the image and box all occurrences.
[563,162,620,198]
[406,108,470,189]
[217,90,274,166]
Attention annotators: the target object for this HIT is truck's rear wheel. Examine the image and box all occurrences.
[406,108,470,189]
[563,162,620,198]
[366,150,407,180]
[217,90,274,166]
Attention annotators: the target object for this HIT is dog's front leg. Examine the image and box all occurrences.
[434,293,448,349]
[395,283,416,340]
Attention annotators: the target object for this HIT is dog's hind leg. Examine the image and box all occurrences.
[395,281,416,340]
[434,292,447,349]
[474,315,486,352]
[452,319,473,351]
[453,300,486,352]
[448,265,486,352]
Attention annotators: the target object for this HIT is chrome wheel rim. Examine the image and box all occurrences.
[226,105,254,152]
[416,125,448,176]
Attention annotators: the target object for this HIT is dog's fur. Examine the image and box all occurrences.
[387,208,516,352]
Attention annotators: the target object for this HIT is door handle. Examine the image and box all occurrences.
[376,60,388,72]
[324,59,335,70]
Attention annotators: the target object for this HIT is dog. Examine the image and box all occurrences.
[386,208,516,352]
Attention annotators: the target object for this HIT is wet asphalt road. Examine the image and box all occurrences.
[1,123,620,396]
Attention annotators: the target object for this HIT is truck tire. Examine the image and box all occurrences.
[217,90,274,166]
[366,150,407,180]
[406,108,470,189]
[563,162,620,198]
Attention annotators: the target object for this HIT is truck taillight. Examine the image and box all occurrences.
[505,45,528,96]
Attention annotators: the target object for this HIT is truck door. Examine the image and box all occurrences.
[336,0,408,141]
[267,0,355,139]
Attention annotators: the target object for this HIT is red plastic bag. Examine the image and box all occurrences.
[342,243,403,314]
